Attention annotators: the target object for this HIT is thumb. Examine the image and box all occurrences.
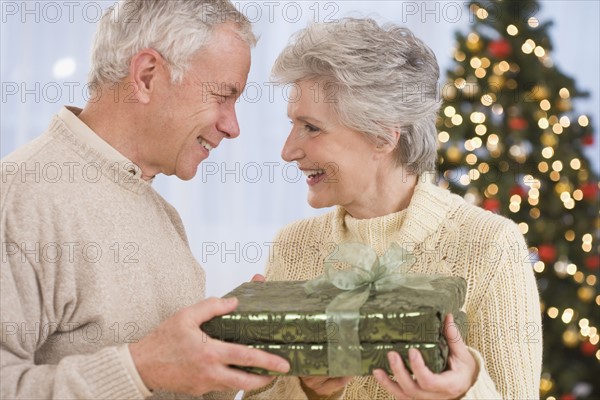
[251,274,266,282]
[191,296,239,324]
[444,313,469,358]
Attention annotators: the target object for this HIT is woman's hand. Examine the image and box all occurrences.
[373,314,478,400]
[299,376,352,399]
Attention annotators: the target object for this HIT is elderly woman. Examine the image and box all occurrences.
[246,18,542,400]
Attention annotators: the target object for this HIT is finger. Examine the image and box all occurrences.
[215,366,277,392]
[251,274,266,282]
[373,369,410,399]
[191,297,239,324]
[407,347,440,392]
[218,342,290,374]
[388,351,419,394]
[409,343,475,397]
[444,314,470,359]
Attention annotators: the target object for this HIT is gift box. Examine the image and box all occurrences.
[243,342,449,376]
[201,243,467,376]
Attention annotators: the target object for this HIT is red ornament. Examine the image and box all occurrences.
[488,39,512,59]
[510,185,527,198]
[582,134,594,145]
[508,117,528,131]
[537,244,557,263]
[580,182,599,200]
[585,255,600,270]
[560,394,576,400]
[580,340,597,356]
[482,198,500,213]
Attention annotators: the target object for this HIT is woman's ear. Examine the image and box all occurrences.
[374,129,401,154]
[128,48,165,104]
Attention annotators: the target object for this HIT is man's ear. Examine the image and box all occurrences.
[128,48,165,104]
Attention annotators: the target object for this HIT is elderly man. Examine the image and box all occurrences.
[0,1,289,398]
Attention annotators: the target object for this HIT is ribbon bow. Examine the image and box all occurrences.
[304,242,434,376]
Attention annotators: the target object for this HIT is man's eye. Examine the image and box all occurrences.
[305,124,320,133]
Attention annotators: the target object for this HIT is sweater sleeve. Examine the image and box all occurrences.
[462,222,542,399]
[203,389,240,400]
[0,244,144,399]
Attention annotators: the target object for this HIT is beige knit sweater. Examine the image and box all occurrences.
[245,177,542,400]
[0,107,207,399]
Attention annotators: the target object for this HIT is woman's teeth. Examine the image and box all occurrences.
[303,169,325,178]
[198,138,213,153]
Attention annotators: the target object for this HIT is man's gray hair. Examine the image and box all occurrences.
[272,18,440,174]
[89,0,256,85]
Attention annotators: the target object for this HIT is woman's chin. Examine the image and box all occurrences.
[307,194,335,210]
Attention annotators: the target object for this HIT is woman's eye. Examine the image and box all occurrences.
[289,121,321,136]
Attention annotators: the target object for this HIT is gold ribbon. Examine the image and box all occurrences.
[304,242,434,376]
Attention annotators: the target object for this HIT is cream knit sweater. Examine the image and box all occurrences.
[0,107,207,399]
[245,177,542,400]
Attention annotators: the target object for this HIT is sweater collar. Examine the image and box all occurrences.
[331,174,452,254]
[53,106,151,193]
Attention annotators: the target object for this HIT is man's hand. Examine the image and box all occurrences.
[129,297,290,396]
[299,376,352,399]
[373,314,478,400]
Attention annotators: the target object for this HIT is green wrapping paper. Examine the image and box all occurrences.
[201,277,466,344]
[202,243,468,376]
[201,278,467,376]
[241,342,448,376]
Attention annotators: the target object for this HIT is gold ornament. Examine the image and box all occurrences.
[466,39,483,52]
[541,132,557,147]
[463,81,480,99]
[562,328,579,347]
[506,79,518,90]
[443,85,457,101]
[488,74,505,90]
[556,98,572,112]
[447,146,462,162]
[578,286,595,302]
[540,376,553,394]
[529,85,550,101]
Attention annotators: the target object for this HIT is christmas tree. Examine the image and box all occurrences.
[436,1,599,398]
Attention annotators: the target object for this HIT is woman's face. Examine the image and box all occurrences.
[282,80,388,215]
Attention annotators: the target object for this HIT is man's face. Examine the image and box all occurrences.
[148,24,251,180]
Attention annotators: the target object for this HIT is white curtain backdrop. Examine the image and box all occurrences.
[1,1,598,297]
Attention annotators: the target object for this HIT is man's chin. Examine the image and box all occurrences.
[174,166,199,181]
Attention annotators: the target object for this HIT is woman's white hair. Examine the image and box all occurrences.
[272,18,441,174]
[89,0,256,85]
